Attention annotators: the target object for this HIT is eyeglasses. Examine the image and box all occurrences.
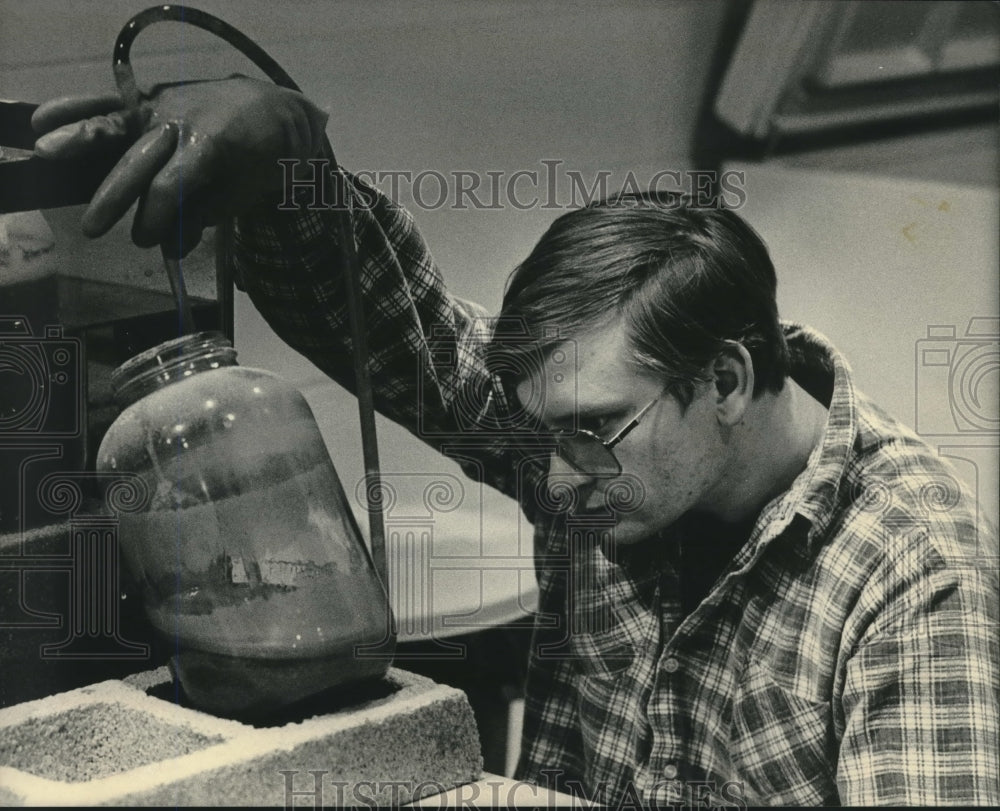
[550,392,664,477]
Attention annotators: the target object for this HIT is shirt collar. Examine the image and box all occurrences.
[747,322,859,558]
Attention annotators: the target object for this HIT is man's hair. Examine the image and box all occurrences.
[487,189,789,407]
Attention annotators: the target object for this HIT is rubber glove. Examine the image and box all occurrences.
[32,76,329,257]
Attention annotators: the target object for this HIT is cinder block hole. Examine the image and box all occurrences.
[0,703,224,782]
[145,675,402,728]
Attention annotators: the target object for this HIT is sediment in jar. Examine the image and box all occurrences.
[120,462,387,659]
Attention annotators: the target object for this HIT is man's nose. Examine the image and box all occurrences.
[546,453,596,507]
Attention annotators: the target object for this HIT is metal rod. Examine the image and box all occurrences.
[161,248,197,334]
[328,167,389,593]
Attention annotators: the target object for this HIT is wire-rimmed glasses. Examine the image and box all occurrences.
[550,392,663,477]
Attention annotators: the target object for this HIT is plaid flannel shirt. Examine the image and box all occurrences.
[232,171,999,806]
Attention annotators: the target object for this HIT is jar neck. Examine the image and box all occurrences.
[111,332,238,408]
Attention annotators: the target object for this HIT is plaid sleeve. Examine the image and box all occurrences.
[230,168,528,501]
[837,547,1000,805]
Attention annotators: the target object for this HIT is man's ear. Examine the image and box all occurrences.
[712,341,753,425]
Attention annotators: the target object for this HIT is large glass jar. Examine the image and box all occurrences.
[97,332,394,717]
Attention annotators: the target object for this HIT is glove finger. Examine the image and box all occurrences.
[134,180,210,255]
[80,123,179,238]
[31,94,124,134]
[130,137,220,248]
[33,109,143,160]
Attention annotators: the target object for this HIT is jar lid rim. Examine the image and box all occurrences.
[111,331,233,397]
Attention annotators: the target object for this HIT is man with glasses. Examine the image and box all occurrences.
[33,77,998,807]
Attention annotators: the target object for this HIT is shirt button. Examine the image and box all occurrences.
[664,657,680,673]
[663,764,678,779]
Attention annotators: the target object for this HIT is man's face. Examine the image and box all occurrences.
[514,321,733,545]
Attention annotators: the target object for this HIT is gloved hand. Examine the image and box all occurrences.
[32,75,329,257]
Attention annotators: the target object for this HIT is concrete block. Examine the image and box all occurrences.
[0,667,482,806]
